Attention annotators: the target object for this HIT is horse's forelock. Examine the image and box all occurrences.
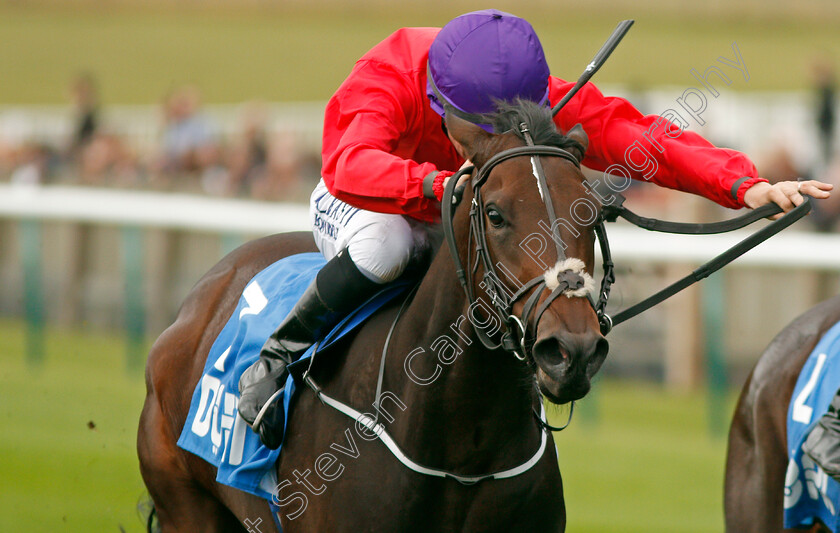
[483,99,584,156]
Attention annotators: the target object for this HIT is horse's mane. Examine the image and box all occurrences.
[485,99,584,155]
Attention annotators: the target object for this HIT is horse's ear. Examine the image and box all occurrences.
[565,123,589,163]
[445,112,493,163]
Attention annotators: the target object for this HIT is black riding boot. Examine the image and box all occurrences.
[802,389,840,480]
[238,249,379,449]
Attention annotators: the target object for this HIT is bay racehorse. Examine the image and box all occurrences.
[137,101,609,532]
[725,295,840,532]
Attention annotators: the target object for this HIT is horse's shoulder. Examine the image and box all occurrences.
[309,297,405,405]
[750,295,840,401]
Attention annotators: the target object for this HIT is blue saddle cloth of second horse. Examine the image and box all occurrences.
[785,319,840,531]
[176,252,410,502]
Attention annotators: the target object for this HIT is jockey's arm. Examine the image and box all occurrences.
[321,61,457,221]
[550,78,832,212]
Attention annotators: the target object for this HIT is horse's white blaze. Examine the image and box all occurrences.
[530,157,545,200]
[544,258,595,298]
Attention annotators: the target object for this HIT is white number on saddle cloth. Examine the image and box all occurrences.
[240,281,268,319]
[792,353,828,425]
[190,351,249,466]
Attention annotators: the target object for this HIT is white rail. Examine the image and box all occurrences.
[0,183,309,234]
[1,183,837,270]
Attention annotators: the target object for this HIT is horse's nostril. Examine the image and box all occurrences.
[585,336,610,378]
[595,337,609,360]
[533,333,608,371]
[532,336,567,365]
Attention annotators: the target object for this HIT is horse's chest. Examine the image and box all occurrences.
[277,428,564,532]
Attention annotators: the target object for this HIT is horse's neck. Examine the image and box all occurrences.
[383,239,541,471]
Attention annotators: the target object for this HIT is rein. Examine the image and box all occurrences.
[601,194,812,328]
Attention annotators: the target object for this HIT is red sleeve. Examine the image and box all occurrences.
[551,78,767,209]
[321,60,442,216]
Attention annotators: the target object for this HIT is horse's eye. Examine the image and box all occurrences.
[486,207,505,227]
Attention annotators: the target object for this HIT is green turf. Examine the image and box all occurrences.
[550,383,735,533]
[0,2,839,105]
[0,320,149,532]
[0,317,739,532]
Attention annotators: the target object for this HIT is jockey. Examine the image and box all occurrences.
[238,9,832,448]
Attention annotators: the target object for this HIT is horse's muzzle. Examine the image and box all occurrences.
[532,330,609,404]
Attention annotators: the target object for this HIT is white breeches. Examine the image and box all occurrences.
[309,179,442,284]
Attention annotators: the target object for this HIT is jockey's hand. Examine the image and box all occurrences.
[442,160,474,203]
[744,179,833,220]
[442,159,474,189]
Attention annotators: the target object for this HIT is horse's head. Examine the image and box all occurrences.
[445,100,609,404]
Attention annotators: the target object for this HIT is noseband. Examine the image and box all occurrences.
[441,123,615,362]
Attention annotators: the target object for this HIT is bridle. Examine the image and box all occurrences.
[441,123,614,363]
[430,18,639,363]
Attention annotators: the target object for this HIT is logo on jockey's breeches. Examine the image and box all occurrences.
[313,192,361,240]
[314,192,360,226]
[314,214,339,239]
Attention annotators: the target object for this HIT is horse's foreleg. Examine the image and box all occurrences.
[724,388,763,532]
[724,372,790,533]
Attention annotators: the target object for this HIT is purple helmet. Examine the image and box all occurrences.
[427,9,550,132]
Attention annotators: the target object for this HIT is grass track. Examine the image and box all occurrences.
[552,383,735,533]
[0,318,737,532]
[0,321,148,532]
[0,2,839,105]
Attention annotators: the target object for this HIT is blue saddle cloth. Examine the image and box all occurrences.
[177,252,409,501]
[785,320,840,530]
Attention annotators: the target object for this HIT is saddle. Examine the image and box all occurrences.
[176,252,410,501]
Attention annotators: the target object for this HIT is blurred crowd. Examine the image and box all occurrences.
[1,70,840,230]
[0,75,320,202]
[602,58,840,233]
[749,57,840,232]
